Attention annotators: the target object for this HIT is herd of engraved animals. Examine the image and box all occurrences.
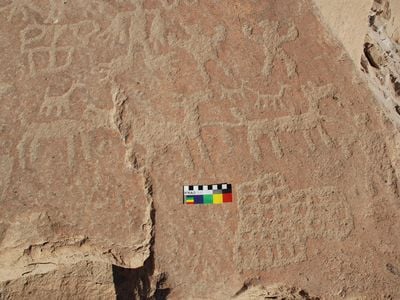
[6,0,348,171]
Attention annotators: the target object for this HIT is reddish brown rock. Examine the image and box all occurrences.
[0,0,399,299]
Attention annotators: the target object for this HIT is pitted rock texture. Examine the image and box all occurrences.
[233,282,320,300]
[313,0,400,129]
[361,0,400,125]
[0,0,400,299]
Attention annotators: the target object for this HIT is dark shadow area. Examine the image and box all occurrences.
[112,256,170,300]
[112,263,149,300]
[112,200,170,299]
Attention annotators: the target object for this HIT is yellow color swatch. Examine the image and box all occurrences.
[213,193,223,204]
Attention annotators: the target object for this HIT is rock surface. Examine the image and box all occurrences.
[313,0,400,127]
[0,0,400,299]
[361,0,400,125]
[312,0,372,65]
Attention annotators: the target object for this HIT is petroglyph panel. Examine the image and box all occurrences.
[204,81,338,161]
[112,86,213,170]
[235,173,354,270]
[1,0,400,298]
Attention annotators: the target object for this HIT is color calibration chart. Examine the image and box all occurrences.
[183,183,233,204]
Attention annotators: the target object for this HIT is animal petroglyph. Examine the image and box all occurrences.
[40,81,85,117]
[169,23,230,83]
[0,0,42,22]
[207,82,337,160]
[220,80,248,102]
[235,173,354,271]
[111,86,212,170]
[220,80,293,114]
[18,102,112,169]
[243,19,298,80]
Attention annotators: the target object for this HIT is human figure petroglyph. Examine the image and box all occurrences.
[96,6,176,88]
[18,99,112,169]
[40,81,86,117]
[97,3,164,82]
[0,0,42,22]
[169,23,230,83]
[243,19,298,80]
[235,173,353,270]
[173,91,212,161]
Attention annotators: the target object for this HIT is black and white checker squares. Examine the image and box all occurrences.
[183,183,231,194]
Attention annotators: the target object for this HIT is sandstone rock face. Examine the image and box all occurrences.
[0,0,400,299]
[361,0,400,125]
[313,0,400,127]
[312,0,372,64]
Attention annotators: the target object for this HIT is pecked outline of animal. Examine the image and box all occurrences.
[40,80,86,117]
[18,103,112,169]
[111,85,212,170]
[168,23,230,83]
[204,82,337,160]
[220,79,294,114]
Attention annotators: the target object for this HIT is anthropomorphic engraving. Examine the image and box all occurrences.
[243,19,298,80]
